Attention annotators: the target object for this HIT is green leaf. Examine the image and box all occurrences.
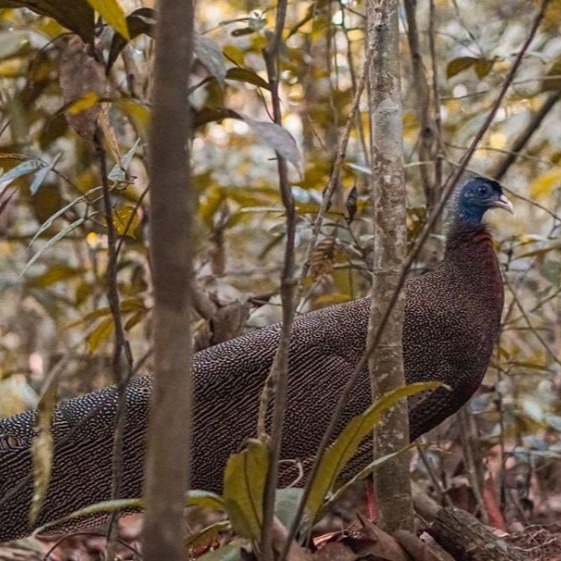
[186,489,226,511]
[85,0,129,39]
[34,489,223,536]
[0,0,94,42]
[186,520,231,549]
[242,115,302,174]
[107,7,156,69]
[274,488,308,533]
[34,497,143,535]
[323,444,414,514]
[223,438,268,541]
[446,56,477,79]
[226,67,270,90]
[194,32,227,85]
[305,381,441,521]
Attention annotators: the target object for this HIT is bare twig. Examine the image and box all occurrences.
[493,90,561,180]
[259,0,297,559]
[41,531,141,561]
[296,42,375,306]
[457,407,488,524]
[503,273,561,370]
[429,0,444,192]
[404,0,435,207]
[415,442,453,507]
[93,129,134,560]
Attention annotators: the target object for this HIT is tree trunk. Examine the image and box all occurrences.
[366,0,413,533]
[142,0,195,559]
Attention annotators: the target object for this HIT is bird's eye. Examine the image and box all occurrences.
[477,185,488,196]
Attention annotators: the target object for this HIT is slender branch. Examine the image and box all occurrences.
[296,43,375,306]
[428,0,444,191]
[403,0,434,207]
[259,1,297,559]
[493,90,561,180]
[503,273,561,370]
[93,129,134,560]
[415,442,452,507]
[338,0,370,167]
[457,408,488,524]
[281,1,549,552]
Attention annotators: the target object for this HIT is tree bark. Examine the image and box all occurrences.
[142,0,194,559]
[367,0,413,533]
[430,507,525,561]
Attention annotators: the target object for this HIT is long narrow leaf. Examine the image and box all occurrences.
[29,153,62,195]
[34,489,224,535]
[305,381,441,520]
[29,381,57,525]
[322,444,415,514]
[18,218,85,281]
[0,159,44,198]
[29,186,102,247]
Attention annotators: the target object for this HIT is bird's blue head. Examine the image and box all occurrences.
[453,175,514,225]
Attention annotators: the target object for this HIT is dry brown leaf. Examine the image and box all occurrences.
[59,35,106,140]
[313,542,357,561]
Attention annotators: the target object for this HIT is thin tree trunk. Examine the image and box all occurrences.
[366,0,413,533]
[142,0,194,559]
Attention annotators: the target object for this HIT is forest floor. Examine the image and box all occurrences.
[1,504,561,561]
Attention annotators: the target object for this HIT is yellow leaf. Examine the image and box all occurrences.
[26,265,85,288]
[474,58,496,79]
[86,0,130,40]
[115,98,150,140]
[446,57,477,79]
[86,317,114,353]
[67,91,100,115]
[529,170,561,199]
[30,380,57,525]
[223,45,245,66]
[113,205,141,237]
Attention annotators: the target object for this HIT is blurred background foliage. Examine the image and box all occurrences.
[0,0,560,529]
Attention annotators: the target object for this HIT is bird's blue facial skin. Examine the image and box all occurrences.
[457,178,503,225]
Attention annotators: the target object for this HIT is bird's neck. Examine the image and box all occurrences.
[445,220,504,306]
[445,220,494,253]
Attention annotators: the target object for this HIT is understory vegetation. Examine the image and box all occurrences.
[0,0,561,559]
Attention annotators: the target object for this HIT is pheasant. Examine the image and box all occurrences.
[0,174,512,541]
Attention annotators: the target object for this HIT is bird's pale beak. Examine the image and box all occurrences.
[492,194,514,214]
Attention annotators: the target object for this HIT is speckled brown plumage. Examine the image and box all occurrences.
[0,175,510,541]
